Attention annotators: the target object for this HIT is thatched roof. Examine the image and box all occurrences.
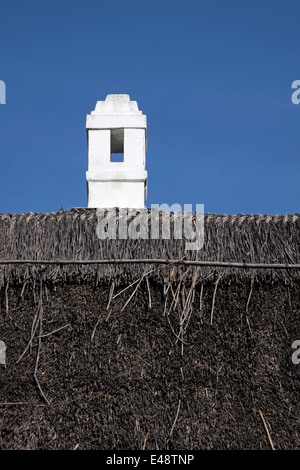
[1,268,300,450]
[0,208,299,288]
[0,208,300,450]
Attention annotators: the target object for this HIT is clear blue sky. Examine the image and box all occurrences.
[0,0,299,215]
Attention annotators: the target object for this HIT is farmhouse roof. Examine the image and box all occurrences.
[0,208,299,287]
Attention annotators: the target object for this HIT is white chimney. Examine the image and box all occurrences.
[86,94,147,208]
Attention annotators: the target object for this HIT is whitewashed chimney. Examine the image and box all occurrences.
[86,94,147,208]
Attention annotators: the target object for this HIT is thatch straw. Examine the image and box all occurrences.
[0,208,299,289]
[0,208,299,450]
[0,279,299,449]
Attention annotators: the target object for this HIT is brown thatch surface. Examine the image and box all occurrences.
[0,208,299,287]
[1,279,300,450]
[0,208,299,450]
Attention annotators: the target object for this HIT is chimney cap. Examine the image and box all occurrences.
[91,94,143,116]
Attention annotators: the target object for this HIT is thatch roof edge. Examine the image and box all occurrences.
[0,208,299,287]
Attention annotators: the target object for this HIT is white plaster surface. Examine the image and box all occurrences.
[86,95,147,208]
[88,130,110,170]
[88,180,146,209]
[92,94,142,115]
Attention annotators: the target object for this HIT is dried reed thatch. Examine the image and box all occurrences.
[0,208,299,450]
[0,208,299,287]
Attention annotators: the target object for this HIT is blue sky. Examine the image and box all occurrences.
[0,0,299,215]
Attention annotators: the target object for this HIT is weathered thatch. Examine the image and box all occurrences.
[0,208,299,287]
[0,208,299,450]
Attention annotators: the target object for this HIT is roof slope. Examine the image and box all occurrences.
[0,209,300,449]
[0,208,299,287]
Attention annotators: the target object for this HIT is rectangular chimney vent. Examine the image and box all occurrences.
[110,128,124,161]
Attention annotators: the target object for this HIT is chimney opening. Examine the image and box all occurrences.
[110,128,124,162]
